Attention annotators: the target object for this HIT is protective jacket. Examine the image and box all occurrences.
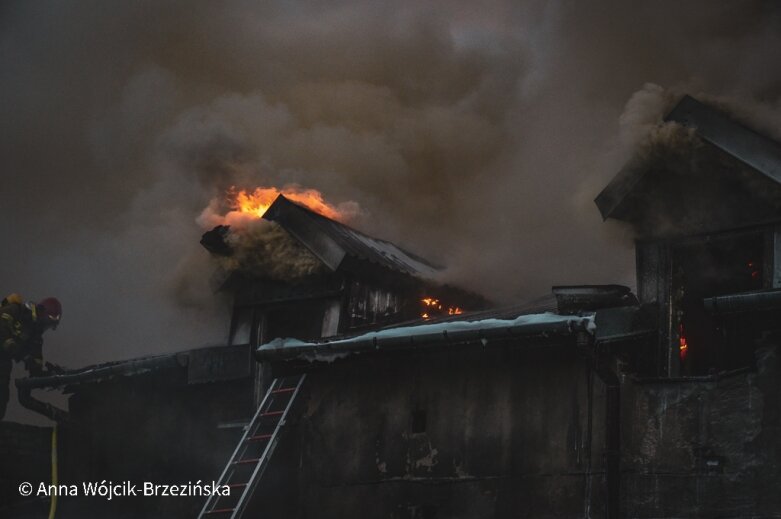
[1,302,46,420]
[1,302,45,372]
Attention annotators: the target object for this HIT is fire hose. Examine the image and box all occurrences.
[48,423,58,519]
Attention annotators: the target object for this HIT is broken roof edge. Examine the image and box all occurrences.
[254,312,596,363]
[263,194,442,279]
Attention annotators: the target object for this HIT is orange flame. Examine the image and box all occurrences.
[422,297,442,309]
[679,322,688,362]
[421,298,463,320]
[229,186,345,220]
[199,185,357,229]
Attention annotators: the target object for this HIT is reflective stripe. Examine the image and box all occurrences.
[25,302,37,322]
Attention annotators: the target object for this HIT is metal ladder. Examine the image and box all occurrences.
[198,374,306,518]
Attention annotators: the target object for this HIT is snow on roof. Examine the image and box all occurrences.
[256,312,595,363]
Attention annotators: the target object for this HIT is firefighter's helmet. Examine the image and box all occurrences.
[2,293,23,306]
[37,297,62,329]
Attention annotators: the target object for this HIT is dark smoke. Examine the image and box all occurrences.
[3,0,781,423]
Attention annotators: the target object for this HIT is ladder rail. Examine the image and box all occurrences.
[231,374,306,518]
[197,374,306,519]
[197,378,282,518]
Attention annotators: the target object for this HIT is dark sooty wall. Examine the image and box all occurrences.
[265,344,609,519]
[60,371,253,517]
[622,346,781,518]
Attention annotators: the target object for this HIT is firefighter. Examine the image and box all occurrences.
[0,297,62,421]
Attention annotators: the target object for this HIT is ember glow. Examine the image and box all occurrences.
[747,261,760,280]
[678,322,688,362]
[421,297,463,320]
[422,297,442,309]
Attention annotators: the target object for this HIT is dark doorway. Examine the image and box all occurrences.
[264,301,326,343]
[671,232,764,374]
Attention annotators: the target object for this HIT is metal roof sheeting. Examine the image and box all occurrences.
[263,194,440,278]
[666,96,781,185]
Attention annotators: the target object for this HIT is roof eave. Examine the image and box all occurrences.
[255,316,594,363]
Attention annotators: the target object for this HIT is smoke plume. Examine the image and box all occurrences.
[3,0,781,393]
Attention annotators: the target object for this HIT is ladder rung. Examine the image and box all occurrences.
[247,434,273,442]
[232,458,261,465]
[198,375,306,519]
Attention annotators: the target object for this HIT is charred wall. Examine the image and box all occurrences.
[0,422,52,514]
[255,323,781,518]
[264,344,608,519]
[621,342,781,517]
[55,370,254,517]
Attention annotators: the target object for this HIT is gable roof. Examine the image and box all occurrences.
[666,96,781,184]
[262,195,440,278]
[595,95,781,224]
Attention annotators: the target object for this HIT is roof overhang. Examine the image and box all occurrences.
[595,95,781,235]
[263,195,441,278]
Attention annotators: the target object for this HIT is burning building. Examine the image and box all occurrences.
[203,192,479,343]
[3,94,781,518]
[2,189,484,518]
[596,95,781,379]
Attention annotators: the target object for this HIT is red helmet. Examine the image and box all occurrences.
[37,297,62,327]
